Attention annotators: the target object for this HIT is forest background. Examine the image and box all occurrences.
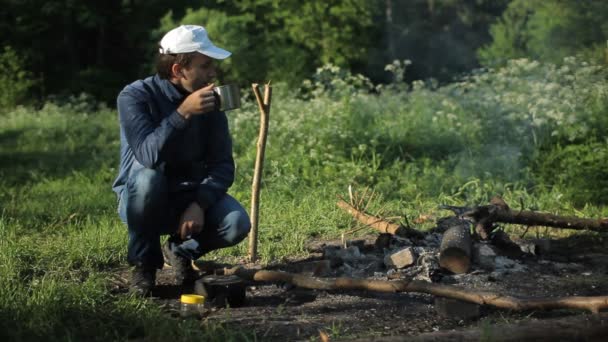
[3,0,606,105]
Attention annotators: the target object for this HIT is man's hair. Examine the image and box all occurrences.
[156,51,198,79]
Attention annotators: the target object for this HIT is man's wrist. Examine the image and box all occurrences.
[177,108,192,120]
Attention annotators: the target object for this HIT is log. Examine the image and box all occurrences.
[337,200,424,239]
[352,313,608,341]
[494,207,608,233]
[442,196,608,237]
[439,223,472,274]
[223,267,608,314]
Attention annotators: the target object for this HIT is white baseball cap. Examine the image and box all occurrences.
[159,25,231,59]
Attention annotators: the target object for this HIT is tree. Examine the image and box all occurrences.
[479,0,608,66]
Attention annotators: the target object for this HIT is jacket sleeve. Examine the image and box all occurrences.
[196,111,235,209]
[117,89,188,168]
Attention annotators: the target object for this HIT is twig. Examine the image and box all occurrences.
[356,186,369,210]
[362,189,376,213]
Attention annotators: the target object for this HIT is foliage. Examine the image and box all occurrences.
[1,0,201,103]
[375,0,509,83]
[534,141,608,206]
[156,0,381,88]
[275,0,379,66]
[0,46,36,111]
[300,64,376,99]
[445,57,608,148]
[479,0,608,66]
[2,0,511,104]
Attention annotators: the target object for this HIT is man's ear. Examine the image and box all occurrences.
[170,63,184,79]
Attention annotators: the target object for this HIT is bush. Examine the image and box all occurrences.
[0,46,36,111]
[434,57,608,182]
[479,0,608,66]
[534,141,608,205]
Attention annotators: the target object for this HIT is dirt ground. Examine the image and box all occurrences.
[115,233,608,341]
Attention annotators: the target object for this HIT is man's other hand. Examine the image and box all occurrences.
[178,202,205,240]
[177,83,216,119]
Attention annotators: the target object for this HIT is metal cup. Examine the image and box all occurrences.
[213,84,241,111]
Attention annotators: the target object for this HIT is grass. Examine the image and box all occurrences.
[1,57,608,340]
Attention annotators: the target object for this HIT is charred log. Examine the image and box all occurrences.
[439,223,472,274]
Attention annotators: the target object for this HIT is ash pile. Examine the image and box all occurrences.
[295,216,537,285]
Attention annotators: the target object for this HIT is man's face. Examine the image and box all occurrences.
[175,53,216,93]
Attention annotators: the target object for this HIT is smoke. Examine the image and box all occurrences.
[452,144,524,182]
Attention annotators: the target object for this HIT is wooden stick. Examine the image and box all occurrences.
[337,200,425,239]
[248,82,272,262]
[337,199,401,234]
[225,267,608,313]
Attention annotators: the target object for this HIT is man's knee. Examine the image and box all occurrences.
[223,210,251,245]
[126,168,168,227]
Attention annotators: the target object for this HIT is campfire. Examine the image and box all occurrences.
[185,191,608,340]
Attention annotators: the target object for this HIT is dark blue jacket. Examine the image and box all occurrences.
[112,75,235,208]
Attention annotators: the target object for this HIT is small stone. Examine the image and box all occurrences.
[516,241,537,255]
[423,233,441,247]
[494,256,516,269]
[384,247,417,269]
[473,243,498,270]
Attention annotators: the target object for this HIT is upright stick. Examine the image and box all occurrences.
[249,82,272,262]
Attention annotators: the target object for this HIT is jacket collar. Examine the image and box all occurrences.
[154,74,187,103]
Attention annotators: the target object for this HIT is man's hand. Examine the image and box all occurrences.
[178,202,205,240]
[177,83,216,119]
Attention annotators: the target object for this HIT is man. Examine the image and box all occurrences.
[112,25,250,296]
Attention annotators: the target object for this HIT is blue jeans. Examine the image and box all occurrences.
[118,168,250,269]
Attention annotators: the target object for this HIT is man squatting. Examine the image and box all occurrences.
[112,25,250,295]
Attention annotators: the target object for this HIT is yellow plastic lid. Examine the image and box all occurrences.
[180,294,205,304]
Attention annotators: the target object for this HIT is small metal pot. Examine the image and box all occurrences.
[213,84,241,111]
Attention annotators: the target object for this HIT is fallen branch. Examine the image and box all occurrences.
[337,200,424,239]
[442,196,608,238]
[352,313,608,342]
[224,267,608,314]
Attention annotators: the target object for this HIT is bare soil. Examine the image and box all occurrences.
[114,233,608,341]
